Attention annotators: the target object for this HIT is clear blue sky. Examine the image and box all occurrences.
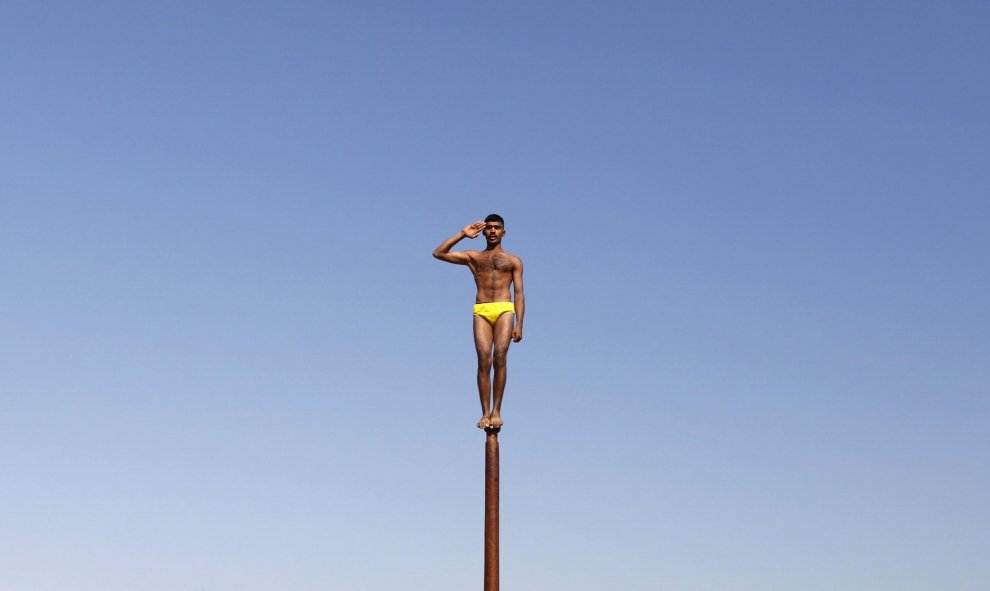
[2,2,987,590]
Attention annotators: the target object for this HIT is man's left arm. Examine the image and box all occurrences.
[512,258,525,342]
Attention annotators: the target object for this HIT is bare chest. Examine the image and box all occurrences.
[473,253,514,274]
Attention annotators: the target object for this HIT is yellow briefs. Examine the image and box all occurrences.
[473,302,515,326]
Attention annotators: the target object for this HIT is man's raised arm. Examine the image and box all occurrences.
[432,221,485,264]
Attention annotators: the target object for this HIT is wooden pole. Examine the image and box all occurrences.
[484,427,500,591]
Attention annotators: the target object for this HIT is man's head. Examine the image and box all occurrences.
[485,213,504,226]
[483,213,505,243]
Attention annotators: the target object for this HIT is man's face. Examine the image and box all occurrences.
[483,221,505,242]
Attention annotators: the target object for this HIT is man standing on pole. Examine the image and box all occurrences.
[433,214,525,430]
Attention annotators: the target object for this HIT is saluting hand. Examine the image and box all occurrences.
[462,221,486,238]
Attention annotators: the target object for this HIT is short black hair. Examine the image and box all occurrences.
[484,213,505,226]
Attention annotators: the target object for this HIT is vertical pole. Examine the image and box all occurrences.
[484,428,500,591]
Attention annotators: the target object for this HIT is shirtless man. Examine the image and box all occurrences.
[433,214,525,430]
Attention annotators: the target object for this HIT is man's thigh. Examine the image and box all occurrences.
[492,312,515,352]
[473,315,495,356]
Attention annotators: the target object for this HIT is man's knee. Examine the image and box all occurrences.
[493,348,508,366]
[477,353,493,372]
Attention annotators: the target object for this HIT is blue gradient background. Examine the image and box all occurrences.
[2,2,987,590]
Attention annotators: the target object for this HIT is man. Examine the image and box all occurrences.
[433,214,525,430]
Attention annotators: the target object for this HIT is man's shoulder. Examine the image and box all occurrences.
[498,251,523,270]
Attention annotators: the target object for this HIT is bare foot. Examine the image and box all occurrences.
[489,413,503,429]
[477,415,491,429]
